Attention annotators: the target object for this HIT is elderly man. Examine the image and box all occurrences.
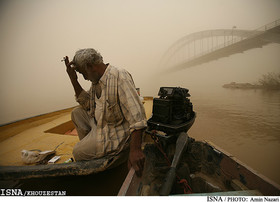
[63,48,147,176]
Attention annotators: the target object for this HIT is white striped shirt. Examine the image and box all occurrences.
[76,65,147,157]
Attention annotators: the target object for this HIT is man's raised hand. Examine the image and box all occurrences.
[64,56,77,81]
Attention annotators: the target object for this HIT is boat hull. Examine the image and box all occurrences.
[118,138,280,196]
[0,149,128,180]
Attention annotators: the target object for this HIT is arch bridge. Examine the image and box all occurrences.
[161,19,280,71]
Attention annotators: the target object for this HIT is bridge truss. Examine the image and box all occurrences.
[161,19,280,71]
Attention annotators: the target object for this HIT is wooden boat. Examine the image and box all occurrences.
[118,136,280,196]
[0,96,154,195]
[0,100,141,195]
[0,97,148,195]
[0,97,153,183]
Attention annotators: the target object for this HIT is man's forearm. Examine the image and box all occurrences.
[129,129,145,176]
[70,78,83,98]
[64,56,83,98]
[130,129,143,151]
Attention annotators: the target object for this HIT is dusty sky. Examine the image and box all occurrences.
[0,0,280,124]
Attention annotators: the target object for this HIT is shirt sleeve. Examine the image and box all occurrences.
[118,70,147,133]
[76,89,91,111]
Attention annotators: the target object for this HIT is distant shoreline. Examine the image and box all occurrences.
[222,82,262,89]
[222,82,280,90]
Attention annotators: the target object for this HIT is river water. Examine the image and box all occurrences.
[186,85,280,185]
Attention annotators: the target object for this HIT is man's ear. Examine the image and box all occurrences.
[84,64,90,72]
[86,63,95,70]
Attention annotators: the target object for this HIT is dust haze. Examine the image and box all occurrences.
[0,0,280,125]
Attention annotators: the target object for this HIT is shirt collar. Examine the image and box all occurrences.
[98,64,110,86]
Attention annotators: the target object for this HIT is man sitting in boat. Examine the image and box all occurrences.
[63,48,147,176]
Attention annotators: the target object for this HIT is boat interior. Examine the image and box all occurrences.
[119,139,279,196]
[0,97,153,166]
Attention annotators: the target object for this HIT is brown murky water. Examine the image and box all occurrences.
[188,85,280,185]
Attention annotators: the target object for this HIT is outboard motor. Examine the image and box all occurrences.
[147,87,195,134]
